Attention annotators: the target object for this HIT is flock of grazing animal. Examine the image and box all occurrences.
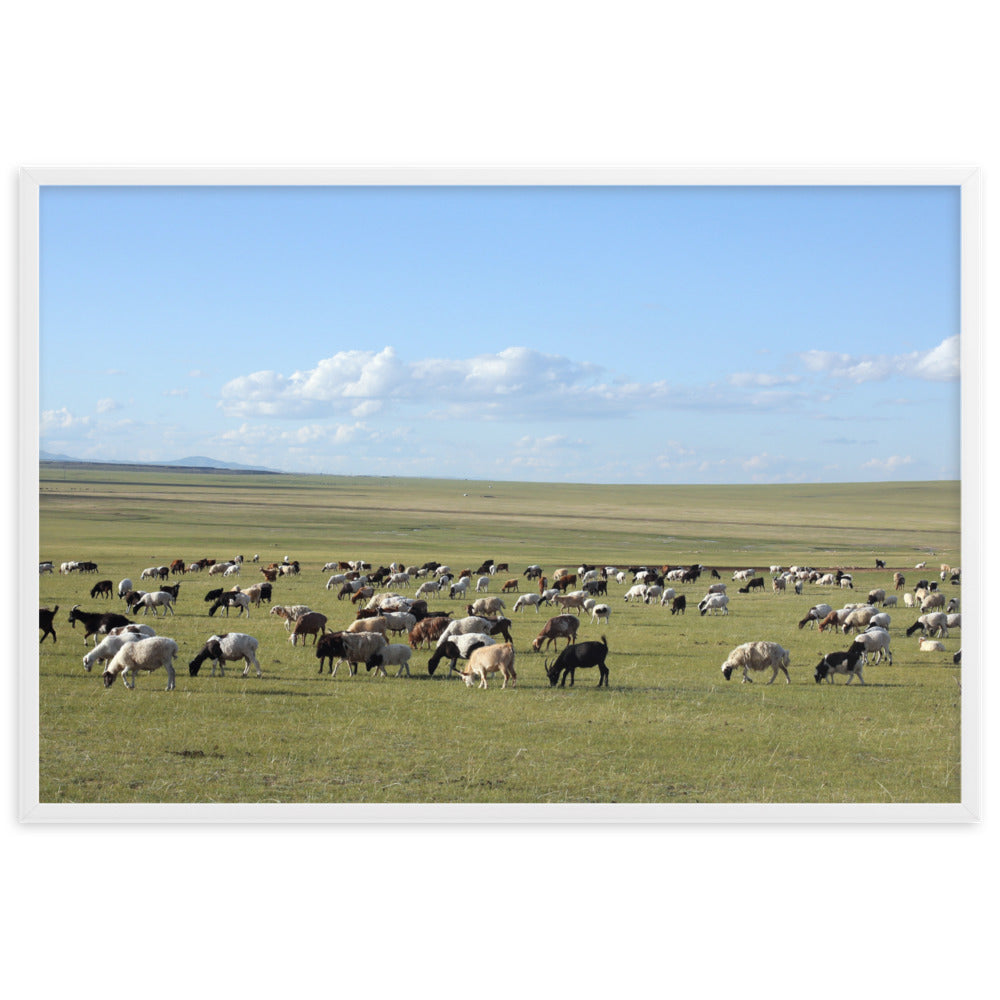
[39,555,961,691]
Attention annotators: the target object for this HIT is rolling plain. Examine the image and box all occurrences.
[35,466,963,806]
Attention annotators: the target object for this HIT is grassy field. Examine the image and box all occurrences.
[35,466,962,806]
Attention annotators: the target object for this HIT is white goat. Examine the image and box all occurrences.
[131,591,176,617]
[82,631,145,672]
[513,593,543,613]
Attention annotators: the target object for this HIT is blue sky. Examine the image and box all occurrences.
[38,184,960,483]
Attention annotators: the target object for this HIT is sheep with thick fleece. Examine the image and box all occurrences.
[698,594,730,616]
[457,643,516,689]
[467,597,505,618]
[720,641,791,684]
[381,611,417,636]
[919,638,946,652]
[82,631,145,672]
[316,631,387,677]
[905,612,949,638]
[436,615,496,647]
[102,636,179,690]
[921,592,946,612]
[851,627,892,664]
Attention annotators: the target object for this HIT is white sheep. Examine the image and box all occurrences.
[326,573,347,589]
[919,639,945,652]
[102,636,179,690]
[903,593,916,608]
[82,631,145,672]
[475,576,491,593]
[851,626,892,664]
[882,595,898,608]
[415,579,442,598]
[698,594,729,616]
[449,577,471,599]
[107,623,157,639]
[720,641,791,684]
[906,612,949,638]
[467,597,505,618]
[117,578,133,599]
[436,616,495,647]
[920,592,946,612]
[381,611,417,636]
[623,584,648,603]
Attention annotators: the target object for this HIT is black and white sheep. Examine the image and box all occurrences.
[188,633,262,677]
[814,646,866,685]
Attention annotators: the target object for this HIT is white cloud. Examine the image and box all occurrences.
[798,335,959,383]
[163,388,189,398]
[863,455,914,472]
[41,407,89,432]
[95,398,118,414]
[728,372,801,387]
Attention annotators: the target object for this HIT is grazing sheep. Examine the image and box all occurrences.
[623,584,648,603]
[920,591,945,611]
[366,643,414,678]
[799,604,833,628]
[841,607,879,634]
[657,587,678,606]
[467,597,505,618]
[814,647,866,685]
[189,633,262,678]
[893,573,905,590]
[919,639,946,652]
[903,593,916,608]
[102,636,179,691]
[882,595,898,608]
[449,577,471,600]
[82,631,145,672]
[669,595,686,616]
[117,578,134,600]
[698,594,730,616]
[315,631,388,677]
[867,589,886,607]
[531,614,580,652]
[545,636,609,688]
[415,579,442,598]
[905,613,949,638]
[457,643,517,689]
[290,611,329,646]
[720,641,791,684]
[39,606,59,644]
[381,611,417,636]
[90,579,113,599]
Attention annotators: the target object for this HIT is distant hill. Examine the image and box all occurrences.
[39,450,280,474]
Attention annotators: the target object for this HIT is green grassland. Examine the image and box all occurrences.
[36,467,962,805]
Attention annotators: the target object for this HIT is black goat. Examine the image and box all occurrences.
[90,580,113,599]
[67,605,133,644]
[39,605,59,643]
[670,595,686,615]
[545,636,609,688]
[748,577,765,592]
[204,588,224,603]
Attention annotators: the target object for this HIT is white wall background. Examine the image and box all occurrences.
[3,3,995,998]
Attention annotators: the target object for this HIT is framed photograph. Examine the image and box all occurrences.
[19,166,981,822]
